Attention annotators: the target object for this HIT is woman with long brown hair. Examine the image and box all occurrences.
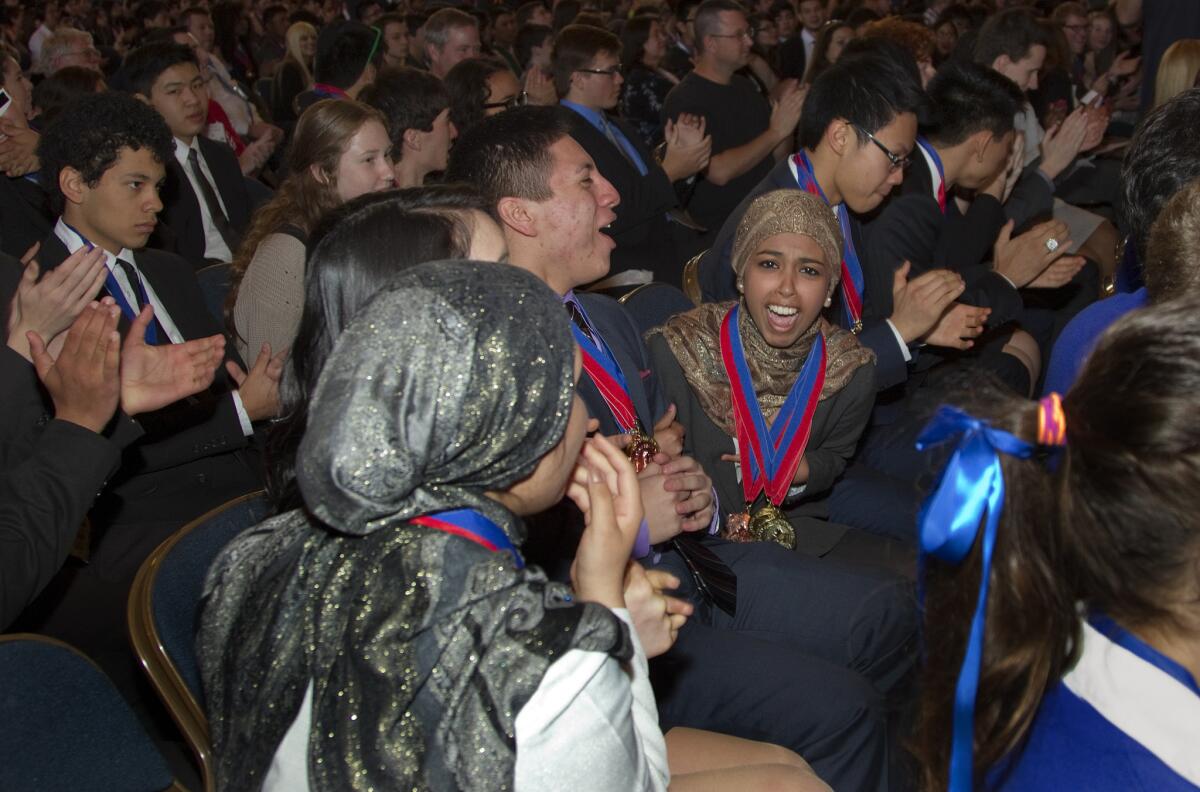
[229,99,394,362]
[911,301,1200,791]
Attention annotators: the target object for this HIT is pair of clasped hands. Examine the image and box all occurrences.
[565,408,705,658]
[6,243,284,433]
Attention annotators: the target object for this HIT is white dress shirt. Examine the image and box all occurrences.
[173,137,235,263]
[263,609,670,792]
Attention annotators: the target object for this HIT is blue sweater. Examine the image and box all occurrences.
[1042,288,1148,396]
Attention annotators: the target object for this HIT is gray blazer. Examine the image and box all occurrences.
[646,332,876,556]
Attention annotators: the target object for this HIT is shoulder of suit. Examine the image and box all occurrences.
[576,292,642,340]
[137,246,195,276]
[198,136,240,165]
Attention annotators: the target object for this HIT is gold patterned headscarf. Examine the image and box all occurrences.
[731,189,844,294]
[651,190,874,437]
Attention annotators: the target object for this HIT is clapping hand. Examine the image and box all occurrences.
[568,435,644,610]
[119,305,226,415]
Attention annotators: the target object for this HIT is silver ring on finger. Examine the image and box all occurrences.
[1045,237,1060,253]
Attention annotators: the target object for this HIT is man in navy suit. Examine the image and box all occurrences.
[448,105,916,792]
[553,24,709,284]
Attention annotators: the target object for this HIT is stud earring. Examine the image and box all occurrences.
[823,296,832,307]
[736,280,744,293]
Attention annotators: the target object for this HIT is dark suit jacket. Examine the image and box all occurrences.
[574,292,666,431]
[0,175,53,260]
[647,331,876,555]
[565,111,682,281]
[776,35,809,81]
[862,155,1024,328]
[697,159,910,390]
[0,235,262,538]
[155,137,252,270]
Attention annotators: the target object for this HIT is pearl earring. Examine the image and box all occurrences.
[823,296,832,307]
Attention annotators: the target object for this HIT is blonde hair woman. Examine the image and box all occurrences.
[1154,39,1200,109]
[271,21,318,127]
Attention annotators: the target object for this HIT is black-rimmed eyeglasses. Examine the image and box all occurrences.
[483,91,529,110]
[852,123,910,172]
[575,64,623,76]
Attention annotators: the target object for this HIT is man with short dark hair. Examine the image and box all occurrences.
[554,24,709,283]
[254,3,290,77]
[698,49,935,391]
[123,42,252,270]
[490,7,522,74]
[663,0,804,234]
[424,8,481,79]
[662,0,700,78]
[864,60,1077,366]
[517,0,553,28]
[448,105,915,792]
[778,0,825,79]
[294,20,379,112]
[376,12,409,70]
[4,91,275,706]
[360,67,456,188]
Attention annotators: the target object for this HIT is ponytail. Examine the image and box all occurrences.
[910,375,1075,792]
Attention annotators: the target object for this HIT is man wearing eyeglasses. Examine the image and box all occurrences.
[555,24,710,285]
[663,0,805,236]
[697,49,948,395]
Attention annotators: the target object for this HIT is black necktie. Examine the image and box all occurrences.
[115,257,147,311]
[187,147,238,255]
[670,535,738,617]
[565,299,595,342]
[114,257,167,344]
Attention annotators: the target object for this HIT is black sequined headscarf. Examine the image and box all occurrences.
[198,260,631,791]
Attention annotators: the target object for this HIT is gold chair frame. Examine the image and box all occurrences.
[127,491,266,792]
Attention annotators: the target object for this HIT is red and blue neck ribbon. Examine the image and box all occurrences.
[567,298,640,433]
[915,407,1034,792]
[719,304,826,506]
[917,136,947,215]
[312,82,349,99]
[63,221,160,345]
[411,508,524,568]
[791,152,865,330]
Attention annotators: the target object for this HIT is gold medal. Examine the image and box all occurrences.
[749,503,795,549]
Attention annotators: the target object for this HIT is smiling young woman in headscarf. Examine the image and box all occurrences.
[646,189,879,558]
[198,260,663,791]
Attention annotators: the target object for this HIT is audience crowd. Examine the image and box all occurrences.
[2,0,1198,790]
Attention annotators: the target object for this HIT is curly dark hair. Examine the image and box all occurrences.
[37,91,174,216]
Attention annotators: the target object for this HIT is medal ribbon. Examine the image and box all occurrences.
[63,221,159,344]
[917,137,947,215]
[311,82,349,99]
[569,309,640,434]
[719,305,826,506]
[791,152,865,330]
[915,407,1034,792]
[411,508,524,568]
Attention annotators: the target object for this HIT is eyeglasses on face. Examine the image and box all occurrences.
[575,64,622,76]
[483,90,529,110]
[709,29,753,40]
[852,123,910,172]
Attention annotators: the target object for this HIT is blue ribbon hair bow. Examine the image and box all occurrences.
[915,406,1034,792]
